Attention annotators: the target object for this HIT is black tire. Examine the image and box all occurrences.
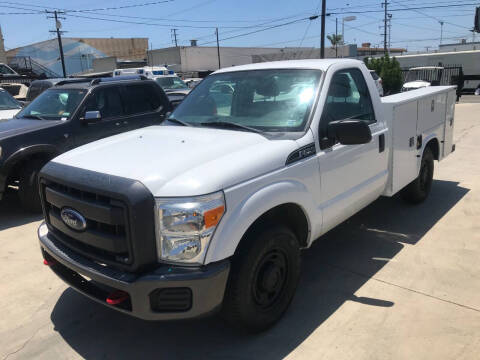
[18,159,47,213]
[401,147,434,204]
[222,225,301,332]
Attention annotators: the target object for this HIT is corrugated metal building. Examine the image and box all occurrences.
[6,37,148,76]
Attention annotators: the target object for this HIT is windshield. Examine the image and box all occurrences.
[17,88,86,120]
[0,64,16,75]
[171,69,322,132]
[0,90,21,110]
[155,76,189,90]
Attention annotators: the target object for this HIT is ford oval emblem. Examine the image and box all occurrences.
[60,208,87,231]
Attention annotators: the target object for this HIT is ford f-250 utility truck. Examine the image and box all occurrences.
[37,59,456,332]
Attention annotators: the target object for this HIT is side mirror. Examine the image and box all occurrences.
[82,110,101,124]
[327,119,372,145]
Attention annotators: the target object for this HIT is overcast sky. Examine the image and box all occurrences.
[0,0,477,53]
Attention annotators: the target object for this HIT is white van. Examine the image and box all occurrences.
[113,66,175,79]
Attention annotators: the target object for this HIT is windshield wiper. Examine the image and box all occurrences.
[200,120,264,134]
[166,117,191,126]
[21,114,46,120]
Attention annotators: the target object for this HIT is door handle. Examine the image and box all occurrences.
[379,134,385,153]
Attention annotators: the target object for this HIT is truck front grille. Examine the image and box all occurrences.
[42,181,132,265]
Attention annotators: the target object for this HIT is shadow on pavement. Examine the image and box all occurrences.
[0,188,42,231]
[50,180,469,360]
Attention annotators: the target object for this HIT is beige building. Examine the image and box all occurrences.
[147,46,317,73]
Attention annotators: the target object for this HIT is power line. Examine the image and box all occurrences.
[327,3,480,15]
[390,0,472,30]
[199,17,313,45]
[63,13,257,29]
[296,0,323,59]
[0,0,175,12]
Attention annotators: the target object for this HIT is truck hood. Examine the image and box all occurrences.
[53,126,299,197]
[403,80,431,89]
[0,117,62,140]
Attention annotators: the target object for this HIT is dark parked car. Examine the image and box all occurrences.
[0,76,172,211]
[25,78,75,103]
[155,76,191,108]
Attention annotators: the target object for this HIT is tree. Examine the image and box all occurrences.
[327,34,343,47]
[364,55,403,95]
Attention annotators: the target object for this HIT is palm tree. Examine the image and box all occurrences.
[327,34,343,47]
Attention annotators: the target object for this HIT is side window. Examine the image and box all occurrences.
[321,68,376,133]
[123,84,163,115]
[85,87,124,119]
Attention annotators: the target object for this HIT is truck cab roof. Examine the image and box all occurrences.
[213,58,363,74]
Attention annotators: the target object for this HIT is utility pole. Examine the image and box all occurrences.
[439,21,444,45]
[320,0,326,58]
[382,0,389,55]
[46,10,66,77]
[335,17,338,58]
[171,28,178,47]
[388,14,392,51]
[215,27,221,69]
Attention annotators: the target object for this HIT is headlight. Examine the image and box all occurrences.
[154,191,225,264]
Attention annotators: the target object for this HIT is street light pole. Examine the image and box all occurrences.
[342,16,356,46]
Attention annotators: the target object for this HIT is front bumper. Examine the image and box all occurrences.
[38,222,230,320]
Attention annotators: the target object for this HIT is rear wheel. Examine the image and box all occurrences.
[401,147,434,204]
[18,159,47,212]
[222,225,301,332]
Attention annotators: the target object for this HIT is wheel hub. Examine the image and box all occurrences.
[261,264,281,292]
[253,249,288,309]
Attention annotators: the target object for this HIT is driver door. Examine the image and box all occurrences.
[74,86,128,146]
[318,68,388,233]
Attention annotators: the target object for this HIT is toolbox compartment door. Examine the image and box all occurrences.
[391,101,419,194]
[442,89,456,158]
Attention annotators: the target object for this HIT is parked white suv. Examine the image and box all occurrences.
[38,59,455,332]
[369,70,384,96]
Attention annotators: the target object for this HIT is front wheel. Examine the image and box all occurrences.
[222,225,301,332]
[401,147,434,204]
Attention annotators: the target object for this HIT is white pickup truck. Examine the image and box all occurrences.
[37,59,455,332]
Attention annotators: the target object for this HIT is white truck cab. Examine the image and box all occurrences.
[38,59,455,332]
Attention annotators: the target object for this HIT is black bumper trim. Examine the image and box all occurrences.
[39,223,230,320]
